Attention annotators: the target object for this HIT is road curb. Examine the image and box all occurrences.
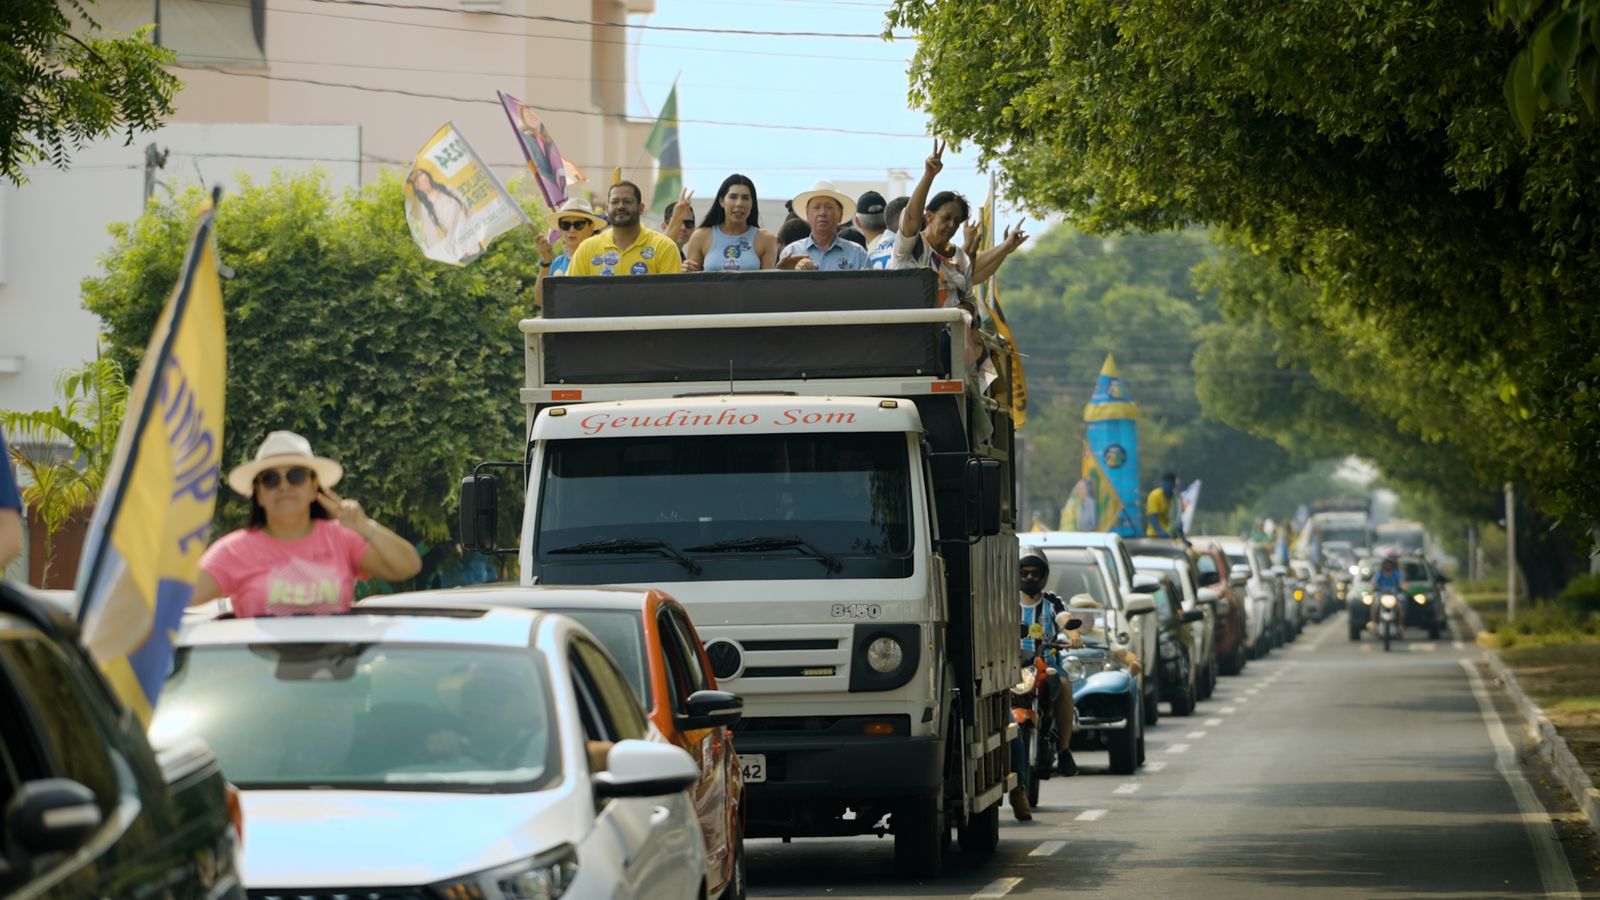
[1452,594,1600,835]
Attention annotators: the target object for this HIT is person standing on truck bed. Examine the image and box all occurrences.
[531,197,606,311]
[683,174,778,271]
[569,181,684,277]
[776,181,869,271]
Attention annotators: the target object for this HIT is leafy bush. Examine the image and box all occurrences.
[1556,573,1600,616]
[1494,599,1600,649]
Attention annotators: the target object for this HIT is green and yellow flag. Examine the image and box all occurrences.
[643,83,681,215]
[1083,440,1125,533]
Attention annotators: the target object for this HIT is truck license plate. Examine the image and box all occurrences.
[739,754,767,784]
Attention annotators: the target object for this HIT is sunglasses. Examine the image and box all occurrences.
[557,218,593,231]
[256,466,312,489]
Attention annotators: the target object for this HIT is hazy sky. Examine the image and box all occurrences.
[629,0,1029,227]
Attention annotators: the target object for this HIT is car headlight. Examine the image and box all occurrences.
[867,636,904,673]
[436,845,578,900]
[1361,593,1374,606]
[1380,594,1398,609]
[1064,657,1086,681]
[1413,593,1427,604]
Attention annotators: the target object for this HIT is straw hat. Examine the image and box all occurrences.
[791,181,855,221]
[543,197,608,230]
[226,430,343,496]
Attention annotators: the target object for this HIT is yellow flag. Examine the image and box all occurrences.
[75,194,228,723]
[610,166,623,186]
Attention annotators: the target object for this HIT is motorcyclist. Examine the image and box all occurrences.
[1368,556,1406,631]
[1009,548,1078,820]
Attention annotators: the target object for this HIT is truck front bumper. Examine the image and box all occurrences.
[735,727,944,837]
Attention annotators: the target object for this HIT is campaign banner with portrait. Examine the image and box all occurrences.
[498,92,586,210]
[403,122,528,266]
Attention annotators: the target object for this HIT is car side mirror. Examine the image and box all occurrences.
[1197,571,1220,587]
[459,473,498,553]
[1229,564,1252,581]
[6,778,102,858]
[593,740,698,799]
[963,457,1004,537]
[1124,595,1157,617]
[1181,609,1205,624]
[1196,587,1221,606]
[1270,565,1288,577]
[677,690,743,731]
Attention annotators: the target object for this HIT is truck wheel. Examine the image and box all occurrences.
[1108,721,1138,775]
[893,794,945,878]
[958,802,999,854]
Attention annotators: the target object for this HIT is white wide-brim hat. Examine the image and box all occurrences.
[544,197,608,230]
[791,181,856,221]
[226,430,343,496]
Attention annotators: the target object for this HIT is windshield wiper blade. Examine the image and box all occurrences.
[546,538,701,575]
[684,536,842,573]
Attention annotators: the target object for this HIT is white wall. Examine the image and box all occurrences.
[0,123,360,417]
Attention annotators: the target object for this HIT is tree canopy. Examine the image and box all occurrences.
[83,171,541,578]
[1,0,180,183]
[890,0,1600,528]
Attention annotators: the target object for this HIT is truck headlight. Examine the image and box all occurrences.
[867,636,904,673]
[1413,593,1428,604]
[437,844,578,900]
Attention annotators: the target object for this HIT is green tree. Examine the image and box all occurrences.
[888,0,1600,526]
[1,0,179,183]
[82,171,540,581]
[0,357,128,581]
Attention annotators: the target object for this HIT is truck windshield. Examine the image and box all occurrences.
[535,432,914,583]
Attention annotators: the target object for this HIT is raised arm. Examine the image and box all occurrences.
[529,226,558,312]
[900,139,945,239]
[971,221,1029,285]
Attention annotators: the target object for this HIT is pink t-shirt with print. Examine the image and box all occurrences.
[200,519,370,617]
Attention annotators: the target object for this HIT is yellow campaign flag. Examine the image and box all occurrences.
[75,193,228,724]
[1083,440,1124,533]
[610,166,623,186]
[990,280,1028,429]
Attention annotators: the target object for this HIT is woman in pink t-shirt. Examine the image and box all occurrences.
[192,431,422,617]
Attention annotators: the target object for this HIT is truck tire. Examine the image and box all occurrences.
[1108,720,1138,775]
[958,802,999,854]
[893,794,945,878]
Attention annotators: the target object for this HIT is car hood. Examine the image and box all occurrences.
[241,787,578,888]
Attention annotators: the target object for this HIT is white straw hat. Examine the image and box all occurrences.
[791,181,856,221]
[226,430,343,496]
[544,197,608,230]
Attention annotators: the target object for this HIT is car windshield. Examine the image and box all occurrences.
[553,608,651,708]
[1401,561,1430,581]
[535,432,912,583]
[1044,554,1111,606]
[152,643,558,792]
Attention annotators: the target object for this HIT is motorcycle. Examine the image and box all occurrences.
[1012,618,1080,806]
[1372,591,1401,651]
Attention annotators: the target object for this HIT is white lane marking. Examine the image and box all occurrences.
[1075,808,1108,822]
[1186,730,1208,739]
[1409,643,1438,653]
[972,876,1023,898]
[1453,639,1466,651]
[1144,760,1168,772]
[1234,696,1250,704]
[1204,718,1223,726]
[1458,659,1580,898]
[1030,840,1066,857]
[1113,782,1142,795]
[1219,706,1237,715]
[1246,687,1261,694]
[1167,742,1191,754]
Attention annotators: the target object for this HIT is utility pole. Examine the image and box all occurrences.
[1466,525,1477,581]
[143,143,169,205]
[1505,482,1517,622]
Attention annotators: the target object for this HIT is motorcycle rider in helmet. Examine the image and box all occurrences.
[1368,555,1406,632]
[1009,548,1079,819]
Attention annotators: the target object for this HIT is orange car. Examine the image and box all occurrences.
[364,585,747,900]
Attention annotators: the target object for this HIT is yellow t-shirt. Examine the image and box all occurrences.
[568,228,684,276]
[1146,487,1172,537]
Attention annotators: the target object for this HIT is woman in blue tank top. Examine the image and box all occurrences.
[685,174,778,271]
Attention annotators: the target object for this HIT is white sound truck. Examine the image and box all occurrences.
[458,269,1019,876]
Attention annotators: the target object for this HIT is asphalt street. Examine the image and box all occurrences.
[746,613,1597,898]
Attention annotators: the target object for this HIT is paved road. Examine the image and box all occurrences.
[746,613,1595,898]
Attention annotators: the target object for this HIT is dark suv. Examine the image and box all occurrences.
[0,581,243,898]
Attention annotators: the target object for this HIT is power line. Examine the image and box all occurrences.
[172,64,932,138]
[305,0,913,39]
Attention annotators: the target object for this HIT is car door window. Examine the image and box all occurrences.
[574,640,647,741]
[656,612,692,716]
[0,638,118,808]
[665,611,710,695]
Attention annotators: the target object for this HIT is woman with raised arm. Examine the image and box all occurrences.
[684,174,778,271]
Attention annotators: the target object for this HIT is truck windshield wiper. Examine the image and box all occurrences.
[545,538,701,575]
[683,536,842,573]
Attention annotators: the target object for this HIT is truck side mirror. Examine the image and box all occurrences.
[964,457,1004,537]
[459,474,499,553]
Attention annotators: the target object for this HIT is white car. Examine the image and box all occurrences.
[151,607,709,899]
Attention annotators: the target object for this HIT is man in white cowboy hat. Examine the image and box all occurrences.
[776,181,869,272]
[189,431,421,618]
[532,197,607,310]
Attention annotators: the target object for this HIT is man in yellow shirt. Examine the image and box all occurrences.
[1146,471,1181,538]
[568,181,684,277]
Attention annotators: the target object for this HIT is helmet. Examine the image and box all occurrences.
[1019,546,1050,584]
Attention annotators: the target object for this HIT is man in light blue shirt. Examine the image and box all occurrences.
[777,181,868,271]
[867,195,909,270]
